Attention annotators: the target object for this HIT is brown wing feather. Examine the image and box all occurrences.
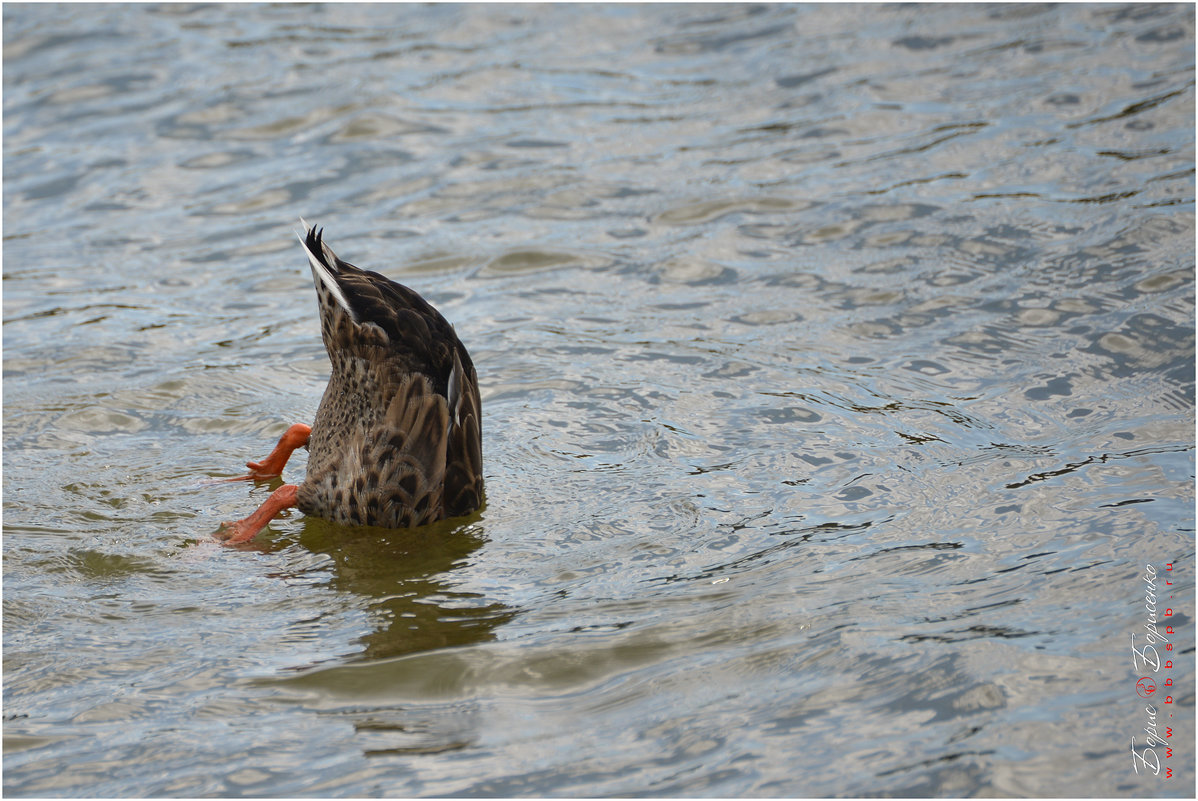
[373,372,449,524]
[299,368,451,528]
[443,349,484,517]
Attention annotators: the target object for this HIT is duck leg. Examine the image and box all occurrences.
[218,484,298,543]
[238,423,311,480]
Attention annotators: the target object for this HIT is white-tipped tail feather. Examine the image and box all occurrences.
[447,360,460,426]
[297,219,355,321]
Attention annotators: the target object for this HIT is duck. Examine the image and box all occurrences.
[218,221,483,543]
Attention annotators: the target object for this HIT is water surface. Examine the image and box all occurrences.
[4,3,1195,796]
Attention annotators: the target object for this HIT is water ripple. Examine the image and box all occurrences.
[4,3,1193,797]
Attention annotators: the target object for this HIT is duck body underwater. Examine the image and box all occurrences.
[218,221,483,543]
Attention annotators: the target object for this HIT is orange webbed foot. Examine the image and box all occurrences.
[217,484,300,544]
[227,423,311,482]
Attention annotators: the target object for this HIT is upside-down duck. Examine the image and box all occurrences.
[218,221,483,543]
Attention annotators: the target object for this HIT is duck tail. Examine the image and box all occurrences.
[297,219,356,321]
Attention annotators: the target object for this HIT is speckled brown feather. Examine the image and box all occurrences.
[294,224,483,528]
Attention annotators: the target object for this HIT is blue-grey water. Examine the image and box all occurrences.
[3,3,1194,797]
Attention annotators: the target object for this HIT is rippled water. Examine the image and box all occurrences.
[4,3,1195,797]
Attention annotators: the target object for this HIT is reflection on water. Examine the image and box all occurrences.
[292,517,515,662]
[4,3,1194,797]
